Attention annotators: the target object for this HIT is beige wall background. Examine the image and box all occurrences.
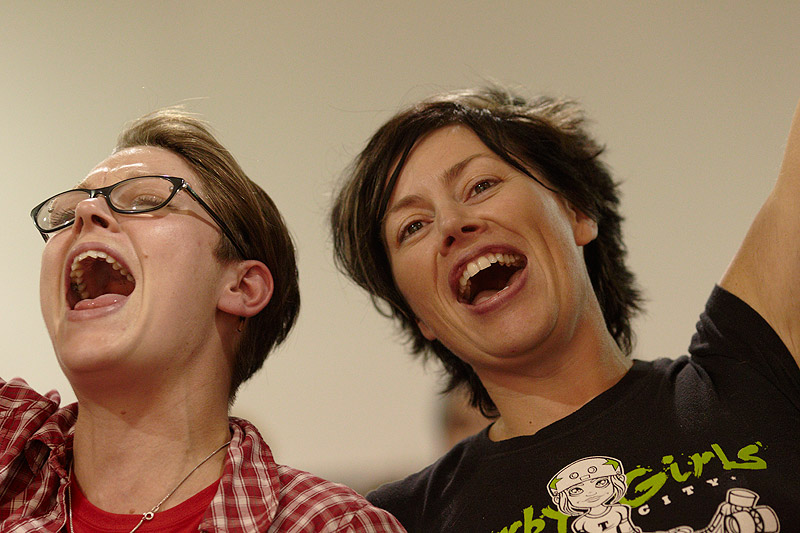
[2,2,799,491]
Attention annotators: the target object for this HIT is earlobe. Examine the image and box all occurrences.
[566,203,598,246]
[218,260,274,318]
[417,319,437,341]
[574,215,598,246]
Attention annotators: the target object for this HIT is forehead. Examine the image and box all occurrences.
[79,146,200,189]
[391,125,493,191]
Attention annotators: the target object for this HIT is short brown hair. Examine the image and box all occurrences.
[331,86,641,417]
[117,108,300,399]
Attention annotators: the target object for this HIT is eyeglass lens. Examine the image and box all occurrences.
[36,177,178,231]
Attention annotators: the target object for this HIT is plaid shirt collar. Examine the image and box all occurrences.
[2,379,280,532]
[27,409,283,531]
[4,379,404,533]
[201,417,282,530]
[27,394,76,484]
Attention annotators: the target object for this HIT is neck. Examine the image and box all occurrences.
[483,325,631,441]
[71,369,231,514]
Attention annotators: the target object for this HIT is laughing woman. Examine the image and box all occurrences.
[330,86,800,532]
[1,109,405,532]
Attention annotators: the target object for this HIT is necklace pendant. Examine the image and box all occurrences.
[143,511,155,520]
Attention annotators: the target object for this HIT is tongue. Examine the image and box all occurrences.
[73,293,127,311]
[473,288,505,305]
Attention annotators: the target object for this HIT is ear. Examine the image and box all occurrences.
[417,318,437,341]
[217,260,274,317]
[565,202,598,247]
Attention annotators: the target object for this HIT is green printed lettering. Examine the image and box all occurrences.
[736,443,767,470]
[492,506,549,533]
[625,466,649,487]
[712,443,767,470]
[522,506,546,533]
[661,455,691,482]
[623,469,667,507]
[688,451,715,477]
[540,506,569,533]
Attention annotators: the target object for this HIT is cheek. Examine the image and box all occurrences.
[39,242,64,296]
[389,252,432,310]
[391,265,417,310]
[39,242,67,332]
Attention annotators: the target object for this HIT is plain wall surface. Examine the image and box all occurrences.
[2,2,799,490]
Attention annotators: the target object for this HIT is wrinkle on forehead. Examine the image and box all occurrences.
[77,146,197,190]
[78,161,150,188]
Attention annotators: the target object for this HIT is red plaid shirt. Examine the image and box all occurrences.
[0,379,405,532]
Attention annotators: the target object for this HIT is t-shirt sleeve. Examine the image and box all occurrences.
[689,285,800,412]
[367,477,421,532]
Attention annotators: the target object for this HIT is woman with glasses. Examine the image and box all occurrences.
[1,109,405,532]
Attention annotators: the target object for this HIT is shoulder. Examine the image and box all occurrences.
[216,418,404,532]
[0,379,74,523]
[273,465,405,532]
[0,378,71,453]
[690,286,799,380]
[686,287,800,415]
[367,430,485,530]
[690,286,787,351]
[0,378,61,412]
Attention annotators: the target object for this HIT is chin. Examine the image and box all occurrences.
[55,333,134,375]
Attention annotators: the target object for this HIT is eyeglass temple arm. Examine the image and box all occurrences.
[180,184,248,259]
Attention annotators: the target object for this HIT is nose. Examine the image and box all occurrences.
[71,196,120,237]
[437,204,485,254]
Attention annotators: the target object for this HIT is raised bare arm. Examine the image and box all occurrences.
[720,98,800,366]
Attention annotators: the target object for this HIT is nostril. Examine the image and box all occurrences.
[444,235,455,248]
[91,214,109,228]
[461,224,478,233]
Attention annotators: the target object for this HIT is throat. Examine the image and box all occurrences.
[462,264,522,304]
[69,255,135,309]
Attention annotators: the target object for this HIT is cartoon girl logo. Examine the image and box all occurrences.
[548,456,778,533]
[547,456,639,533]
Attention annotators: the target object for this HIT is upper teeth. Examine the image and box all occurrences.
[459,252,523,289]
[70,250,133,300]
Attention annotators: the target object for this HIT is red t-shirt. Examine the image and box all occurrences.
[69,478,220,532]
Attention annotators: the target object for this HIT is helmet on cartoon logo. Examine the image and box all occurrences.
[548,456,624,496]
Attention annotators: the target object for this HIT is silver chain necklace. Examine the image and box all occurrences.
[67,440,230,533]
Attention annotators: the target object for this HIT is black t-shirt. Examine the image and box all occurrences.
[368,287,800,532]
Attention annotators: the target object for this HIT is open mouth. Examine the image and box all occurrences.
[457,252,526,305]
[68,250,135,309]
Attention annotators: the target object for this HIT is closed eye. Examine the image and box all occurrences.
[49,207,76,227]
[129,194,167,210]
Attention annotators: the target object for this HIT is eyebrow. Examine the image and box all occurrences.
[383,153,485,222]
[75,170,163,190]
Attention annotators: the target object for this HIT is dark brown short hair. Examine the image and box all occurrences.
[331,86,641,417]
[117,108,300,399]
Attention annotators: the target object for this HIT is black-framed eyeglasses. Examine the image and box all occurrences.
[30,175,247,259]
